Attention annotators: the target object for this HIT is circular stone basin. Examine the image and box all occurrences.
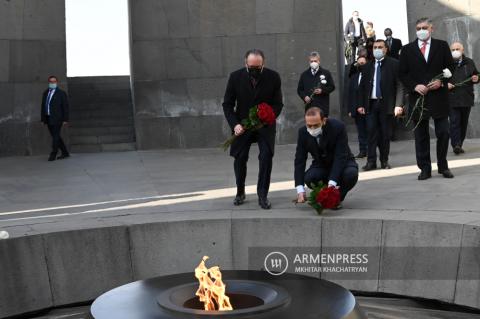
[90,270,367,319]
[157,280,290,316]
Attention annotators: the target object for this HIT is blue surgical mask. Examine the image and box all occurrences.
[373,49,385,60]
[48,83,57,90]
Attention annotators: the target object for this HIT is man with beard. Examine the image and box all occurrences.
[222,49,283,209]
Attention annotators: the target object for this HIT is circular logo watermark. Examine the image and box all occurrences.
[264,251,289,276]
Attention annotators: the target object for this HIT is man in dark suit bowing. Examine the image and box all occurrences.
[297,51,335,116]
[384,28,403,60]
[294,106,358,208]
[41,75,70,161]
[222,49,283,209]
[399,17,455,180]
[358,39,404,171]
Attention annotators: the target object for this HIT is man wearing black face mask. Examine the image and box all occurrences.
[222,49,284,209]
[294,107,358,208]
[384,28,402,60]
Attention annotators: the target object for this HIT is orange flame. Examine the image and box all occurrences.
[194,256,233,311]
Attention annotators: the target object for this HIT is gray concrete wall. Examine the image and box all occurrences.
[0,0,68,156]
[129,0,343,150]
[406,0,480,138]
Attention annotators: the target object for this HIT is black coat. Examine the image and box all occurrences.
[358,56,404,115]
[297,67,335,116]
[344,18,366,40]
[294,118,357,187]
[40,88,69,125]
[448,56,479,108]
[386,37,402,60]
[399,38,455,119]
[222,67,283,157]
[347,71,362,117]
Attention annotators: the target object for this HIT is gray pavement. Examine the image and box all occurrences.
[1,138,480,235]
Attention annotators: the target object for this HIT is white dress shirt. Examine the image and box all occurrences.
[418,38,431,62]
[371,58,384,99]
[46,88,56,116]
[353,20,361,37]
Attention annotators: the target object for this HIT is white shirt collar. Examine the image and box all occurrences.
[418,38,431,47]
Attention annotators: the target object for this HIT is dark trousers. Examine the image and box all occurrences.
[449,107,471,148]
[354,115,368,154]
[233,132,273,199]
[366,100,392,164]
[304,162,359,201]
[414,117,450,172]
[47,123,68,155]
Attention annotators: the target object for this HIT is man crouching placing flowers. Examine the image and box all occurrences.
[294,106,359,211]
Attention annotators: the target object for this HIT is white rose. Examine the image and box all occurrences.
[321,80,327,84]
[0,231,9,239]
[320,75,326,79]
[443,68,452,79]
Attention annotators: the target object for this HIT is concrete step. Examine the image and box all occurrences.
[70,108,133,120]
[70,134,135,145]
[69,126,134,137]
[71,117,134,128]
[70,142,136,153]
[70,102,132,112]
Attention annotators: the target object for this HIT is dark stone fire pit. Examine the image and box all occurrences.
[91,270,366,318]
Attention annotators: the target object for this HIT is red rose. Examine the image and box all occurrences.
[316,186,341,209]
[257,103,276,125]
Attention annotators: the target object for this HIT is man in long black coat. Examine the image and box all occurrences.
[399,17,455,180]
[384,28,403,60]
[222,49,283,209]
[297,51,335,116]
[294,107,358,208]
[41,75,70,161]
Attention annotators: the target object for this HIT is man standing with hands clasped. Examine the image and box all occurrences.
[222,49,283,209]
[399,17,455,180]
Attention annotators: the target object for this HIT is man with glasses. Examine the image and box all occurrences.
[294,106,358,209]
[399,17,455,180]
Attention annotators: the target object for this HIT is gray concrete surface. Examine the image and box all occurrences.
[0,0,67,157]
[1,139,480,316]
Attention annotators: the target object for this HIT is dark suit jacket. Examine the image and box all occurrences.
[347,71,362,117]
[222,68,283,157]
[40,88,69,125]
[386,37,402,60]
[358,56,404,115]
[297,67,335,116]
[294,118,357,187]
[448,56,479,108]
[399,38,455,119]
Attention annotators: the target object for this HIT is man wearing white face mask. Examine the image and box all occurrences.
[447,42,479,155]
[297,52,335,116]
[399,17,455,180]
[294,106,358,208]
[358,39,404,171]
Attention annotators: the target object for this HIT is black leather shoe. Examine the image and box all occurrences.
[48,153,56,161]
[453,146,462,155]
[258,197,272,210]
[57,153,70,160]
[418,170,432,180]
[439,169,454,179]
[381,161,391,169]
[355,152,367,159]
[233,193,246,206]
[362,162,377,171]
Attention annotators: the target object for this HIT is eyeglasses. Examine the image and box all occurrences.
[416,26,430,31]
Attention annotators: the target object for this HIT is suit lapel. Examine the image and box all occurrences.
[412,40,428,65]
[427,39,439,66]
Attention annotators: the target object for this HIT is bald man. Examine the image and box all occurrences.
[448,42,479,154]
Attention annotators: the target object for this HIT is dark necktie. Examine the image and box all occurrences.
[375,61,382,98]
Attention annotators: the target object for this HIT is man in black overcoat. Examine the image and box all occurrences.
[222,49,283,209]
[40,75,70,161]
[399,17,455,180]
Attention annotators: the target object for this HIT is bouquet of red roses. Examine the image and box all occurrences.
[307,182,341,214]
[222,103,276,151]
